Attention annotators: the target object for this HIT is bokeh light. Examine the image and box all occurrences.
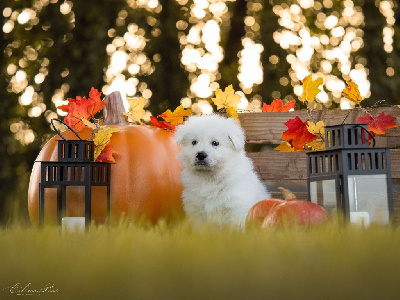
[3,0,398,146]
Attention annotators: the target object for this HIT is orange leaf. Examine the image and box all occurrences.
[158,105,192,126]
[150,116,176,132]
[87,87,105,116]
[262,99,296,112]
[61,96,92,131]
[96,144,122,163]
[281,116,318,151]
[57,88,106,131]
[357,112,398,135]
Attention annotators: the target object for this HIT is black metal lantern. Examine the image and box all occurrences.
[307,124,393,225]
[38,119,111,229]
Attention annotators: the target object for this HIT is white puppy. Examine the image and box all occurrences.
[175,114,270,228]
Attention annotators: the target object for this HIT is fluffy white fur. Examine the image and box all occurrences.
[175,114,270,228]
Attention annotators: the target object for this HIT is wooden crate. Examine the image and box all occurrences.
[239,106,400,222]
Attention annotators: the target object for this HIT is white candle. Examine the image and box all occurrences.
[350,212,370,227]
[62,217,85,233]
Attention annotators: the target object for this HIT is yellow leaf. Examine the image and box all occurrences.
[159,105,192,126]
[306,121,325,151]
[92,127,121,160]
[274,142,296,152]
[301,74,323,102]
[307,120,325,139]
[306,139,326,151]
[226,105,238,119]
[212,84,241,110]
[342,81,362,105]
[123,97,146,124]
[81,117,97,130]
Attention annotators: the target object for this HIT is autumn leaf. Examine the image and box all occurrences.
[60,97,91,131]
[57,88,106,131]
[96,144,122,163]
[262,99,296,112]
[357,112,398,135]
[81,117,98,130]
[281,116,318,151]
[212,85,241,110]
[226,105,239,120]
[158,105,192,126]
[274,142,296,152]
[307,121,325,138]
[87,87,105,116]
[306,139,326,151]
[342,81,362,105]
[305,120,325,151]
[301,74,323,102]
[92,127,121,160]
[123,97,146,124]
[150,116,176,132]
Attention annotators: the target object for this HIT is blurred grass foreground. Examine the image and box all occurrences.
[1,221,400,299]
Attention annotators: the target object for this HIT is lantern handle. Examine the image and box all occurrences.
[50,118,83,142]
[352,124,375,148]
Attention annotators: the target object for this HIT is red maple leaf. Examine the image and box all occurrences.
[262,99,296,112]
[281,116,318,150]
[57,88,106,131]
[150,116,176,132]
[96,144,122,162]
[357,112,398,135]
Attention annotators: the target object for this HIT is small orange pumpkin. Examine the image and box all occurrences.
[246,198,286,228]
[28,94,184,225]
[262,188,329,228]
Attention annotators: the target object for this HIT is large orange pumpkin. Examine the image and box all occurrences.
[28,94,184,225]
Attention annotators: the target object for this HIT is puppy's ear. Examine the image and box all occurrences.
[175,123,187,145]
[227,118,245,150]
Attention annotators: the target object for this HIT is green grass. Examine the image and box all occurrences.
[1,221,400,299]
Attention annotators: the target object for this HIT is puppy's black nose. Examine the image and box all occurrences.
[196,151,208,161]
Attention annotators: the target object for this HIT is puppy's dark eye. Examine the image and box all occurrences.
[212,141,219,147]
[192,140,197,145]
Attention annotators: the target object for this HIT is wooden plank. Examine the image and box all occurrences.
[249,149,400,181]
[390,149,400,179]
[239,106,400,146]
[249,152,307,181]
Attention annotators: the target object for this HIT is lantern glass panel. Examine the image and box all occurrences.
[347,174,389,225]
[310,179,337,215]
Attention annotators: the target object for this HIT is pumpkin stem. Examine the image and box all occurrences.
[278,187,296,201]
[103,91,129,125]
